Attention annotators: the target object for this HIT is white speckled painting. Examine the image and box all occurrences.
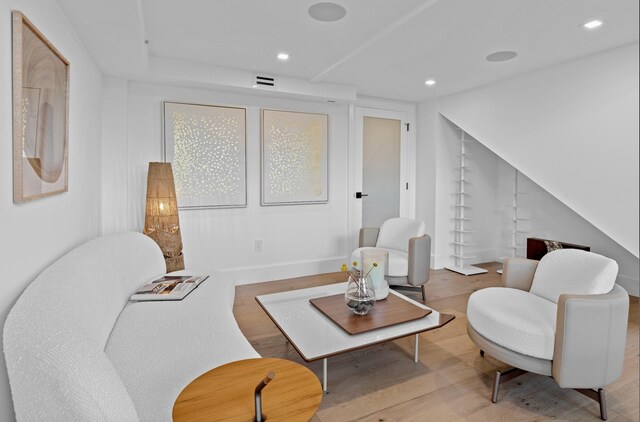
[261,109,328,205]
[164,102,247,208]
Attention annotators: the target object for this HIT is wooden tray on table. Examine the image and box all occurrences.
[309,292,432,335]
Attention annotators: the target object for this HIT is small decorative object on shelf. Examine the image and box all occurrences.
[361,249,389,300]
[254,371,275,422]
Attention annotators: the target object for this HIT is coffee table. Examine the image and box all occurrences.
[256,282,455,392]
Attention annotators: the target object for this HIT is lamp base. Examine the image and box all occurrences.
[165,254,185,272]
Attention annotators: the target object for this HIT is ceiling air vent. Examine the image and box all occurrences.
[253,74,276,89]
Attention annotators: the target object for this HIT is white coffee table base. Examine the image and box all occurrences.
[320,333,420,393]
[256,282,454,393]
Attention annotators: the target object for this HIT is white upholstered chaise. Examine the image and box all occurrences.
[3,232,259,421]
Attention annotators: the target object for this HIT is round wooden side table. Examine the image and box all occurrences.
[173,358,322,422]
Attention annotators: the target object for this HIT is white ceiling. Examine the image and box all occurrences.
[56,0,639,102]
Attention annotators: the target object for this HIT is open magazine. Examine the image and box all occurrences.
[130,275,208,301]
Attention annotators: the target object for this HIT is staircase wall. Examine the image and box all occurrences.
[496,162,639,296]
[438,42,639,257]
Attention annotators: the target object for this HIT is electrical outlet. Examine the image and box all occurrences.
[254,239,263,252]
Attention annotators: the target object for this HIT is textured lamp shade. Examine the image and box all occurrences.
[144,162,185,272]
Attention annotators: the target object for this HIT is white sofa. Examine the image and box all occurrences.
[3,232,259,421]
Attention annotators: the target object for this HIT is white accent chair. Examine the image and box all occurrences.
[351,218,431,301]
[467,249,629,420]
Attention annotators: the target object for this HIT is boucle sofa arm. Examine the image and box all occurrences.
[359,227,380,248]
[553,284,629,388]
[407,235,431,286]
[502,257,538,291]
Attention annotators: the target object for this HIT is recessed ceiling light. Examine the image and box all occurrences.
[277,52,290,61]
[583,19,603,30]
[424,79,436,86]
[486,51,518,62]
[308,2,347,22]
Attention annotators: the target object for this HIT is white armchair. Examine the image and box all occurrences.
[467,249,629,420]
[351,218,431,301]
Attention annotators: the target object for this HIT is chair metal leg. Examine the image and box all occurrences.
[575,388,608,420]
[390,285,426,301]
[491,370,501,403]
[491,369,608,420]
[491,368,527,403]
[599,388,608,421]
[480,349,484,357]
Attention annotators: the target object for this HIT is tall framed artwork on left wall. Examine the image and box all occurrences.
[12,11,70,203]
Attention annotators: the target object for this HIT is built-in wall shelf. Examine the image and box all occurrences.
[451,254,476,259]
[445,129,488,277]
[497,169,529,274]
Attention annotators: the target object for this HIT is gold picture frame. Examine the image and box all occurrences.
[12,11,70,203]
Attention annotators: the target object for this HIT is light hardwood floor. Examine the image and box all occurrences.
[233,262,639,422]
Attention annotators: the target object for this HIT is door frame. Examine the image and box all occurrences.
[348,98,417,253]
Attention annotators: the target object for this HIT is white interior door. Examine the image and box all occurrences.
[353,107,409,237]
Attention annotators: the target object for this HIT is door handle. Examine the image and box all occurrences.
[355,192,369,199]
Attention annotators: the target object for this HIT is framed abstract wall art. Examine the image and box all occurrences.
[261,109,328,205]
[163,101,247,209]
[13,11,70,203]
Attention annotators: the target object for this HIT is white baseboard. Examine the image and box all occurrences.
[219,255,639,298]
[221,257,345,286]
[431,254,449,269]
[616,274,639,297]
[469,249,499,266]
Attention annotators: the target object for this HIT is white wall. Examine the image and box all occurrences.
[0,2,103,421]
[101,77,129,234]
[415,100,438,253]
[496,161,640,296]
[102,81,350,283]
[439,43,640,258]
[416,90,638,293]
[457,125,501,265]
[416,103,500,269]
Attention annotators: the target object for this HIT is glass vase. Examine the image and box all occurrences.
[345,275,376,315]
